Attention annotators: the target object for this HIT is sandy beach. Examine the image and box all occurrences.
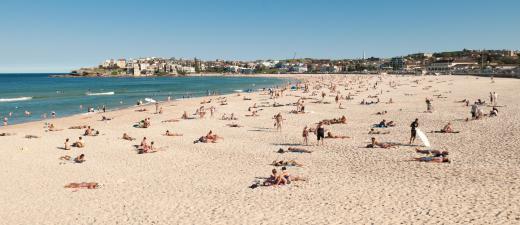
[1,74,519,224]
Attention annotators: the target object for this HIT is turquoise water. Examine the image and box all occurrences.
[0,74,289,125]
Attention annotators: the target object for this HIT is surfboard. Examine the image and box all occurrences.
[416,128,431,147]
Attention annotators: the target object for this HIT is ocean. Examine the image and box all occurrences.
[0,74,290,125]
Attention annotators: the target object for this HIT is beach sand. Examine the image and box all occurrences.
[1,74,519,224]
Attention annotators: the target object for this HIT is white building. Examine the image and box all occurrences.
[427,60,478,72]
[116,59,127,69]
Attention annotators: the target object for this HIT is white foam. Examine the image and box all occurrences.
[86,91,115,96]
[0,96,33,102]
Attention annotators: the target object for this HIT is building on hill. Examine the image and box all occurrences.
[427,59,478,73]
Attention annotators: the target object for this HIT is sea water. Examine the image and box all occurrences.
[0,74,289,125]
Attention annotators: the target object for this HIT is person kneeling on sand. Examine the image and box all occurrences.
[72,137,84,148]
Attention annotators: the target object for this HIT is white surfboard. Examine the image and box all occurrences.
[416,128,431,148]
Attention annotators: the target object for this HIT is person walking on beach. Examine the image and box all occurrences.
[3,117,7,126]
[155,102,160,114]
[493,92,498,106]
[409,118,419,145]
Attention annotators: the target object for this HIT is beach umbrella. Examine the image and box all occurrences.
[416,128,431,148]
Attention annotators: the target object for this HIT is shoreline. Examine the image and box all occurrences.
[1,76,300,127]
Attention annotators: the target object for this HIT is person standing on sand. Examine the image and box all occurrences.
[274,113,283,131]
[493,92,498,106]
[302,126,309,145]
[155,102,160,114]
[316,122,325,146]
[3,117,7,126]
[409,118,419,145]
[425,98,433,112]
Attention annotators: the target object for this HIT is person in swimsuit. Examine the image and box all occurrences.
[410,118,419,145]
[302,126,309,145]
[74,154,85,163]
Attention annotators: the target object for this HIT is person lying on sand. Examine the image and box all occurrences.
[415,148,449,157]
[326,131,350,139]
[122,133,135,141]
[69,125,87,129]
[64,182,98,189]
[24,134,39,139]
[366,137,397,149]
[0,132,15,136]
[226,123,242,128]
[72,137,85,148]
[376,110,388,115]
[135,108,148,112]
[409,156,450,163]
[271,160,303,167]
[320,115,347,125]
[164,130,183,136]
[277,147,312,153]
[162,119,180,123]
[281,167,306,184]
[101,116,112,121]
[368,128,390,135]
[47,123,63,131]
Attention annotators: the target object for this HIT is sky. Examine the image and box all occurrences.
[0,0,519,73]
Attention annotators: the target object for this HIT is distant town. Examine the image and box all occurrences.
[71,49,520,77]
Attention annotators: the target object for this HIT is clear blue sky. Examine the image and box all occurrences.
[1,0,519,72]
